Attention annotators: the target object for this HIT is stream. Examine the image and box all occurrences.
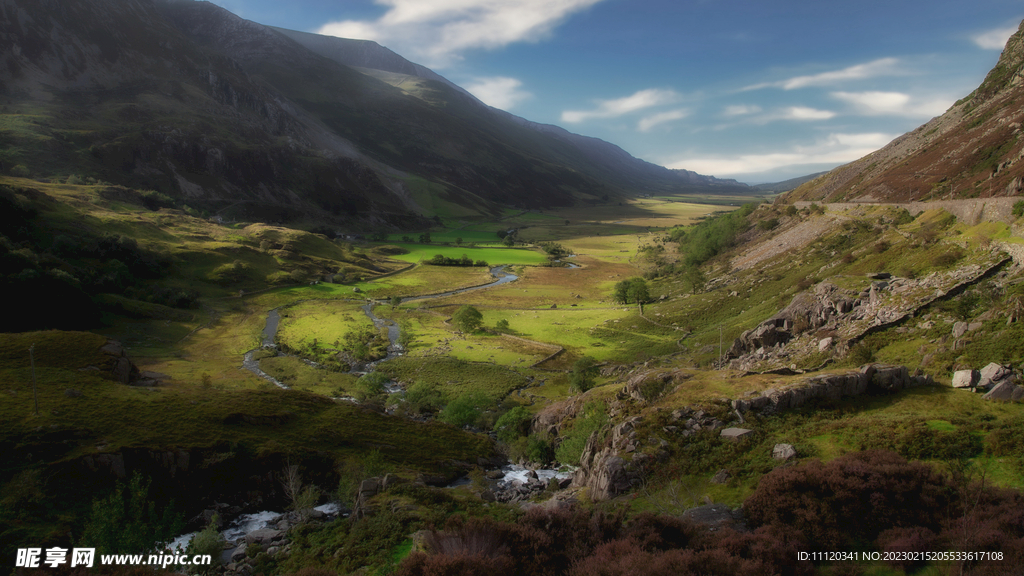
[241,265,519,387]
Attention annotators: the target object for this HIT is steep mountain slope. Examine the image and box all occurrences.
[786,20,1024,203]
[0,0,748,230]
[273,22,748,197]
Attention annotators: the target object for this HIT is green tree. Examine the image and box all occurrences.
[494,406,532,444]
[419,232,431,243]
[452,305,483,333]
[80,472,183,555]
[455,237,463,245]
[613,277,650,307]
[495,318,511,333]
[682,265,706,294]
[390,295,402,308]
[502,235,515,247]
[569,356,598,393]
[440,392,486,428]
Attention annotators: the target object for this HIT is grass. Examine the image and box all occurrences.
[381,243,550,266]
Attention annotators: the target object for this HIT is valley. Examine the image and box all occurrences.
[3,0,1024,574]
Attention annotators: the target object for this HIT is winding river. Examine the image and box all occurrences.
[241,265,519,387]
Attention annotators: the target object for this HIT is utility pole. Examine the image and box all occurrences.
[719,325,723,369]
[30,344,38,415]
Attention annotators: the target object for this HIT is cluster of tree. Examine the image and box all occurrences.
[612,277,650,307]
[0,185,197,330]
[427,254,488,267]
[452,305,483,333]
[540,242,570,257]
[669,202,757,268]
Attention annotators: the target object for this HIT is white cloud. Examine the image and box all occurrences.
[666,132,897,177]
[743,58,901,91]
[316,0,605,68]
[831,91,951,117]
[777,106,836,121]
[638,109,689,132]
[463,76,532,110]
[972,25,1019,50]
[561,89,679,123]
[723,104,762,116]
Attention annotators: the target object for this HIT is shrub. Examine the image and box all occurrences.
[1013,200,1024,219]
[744,450,952,550]
[440,392,487,428]
[185,514,225,575]
[494,406,532,444]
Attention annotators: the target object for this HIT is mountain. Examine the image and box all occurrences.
[785,21,1024,203]
[0,0,748,229]
[751,172,828,194]
[272,22,749,196]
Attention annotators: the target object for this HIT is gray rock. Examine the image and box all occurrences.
[681,504,746,531]
[772,443,797,460]
[952,322,968,338]
[951,369,980,389]
[710,469,730,484]
[720,427,754,440]
[978,362,1015,391]
[982,381,1024,401]
[818,337,833,351]
[230,544,247,562]
[245,528,284,545]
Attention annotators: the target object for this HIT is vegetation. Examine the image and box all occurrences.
[452,305,484,333]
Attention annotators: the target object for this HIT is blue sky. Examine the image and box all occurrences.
[208,0,1023,184]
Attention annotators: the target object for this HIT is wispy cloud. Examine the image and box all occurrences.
[742,58,901,91]
[722,104,762,117]
[316,0,605,68]
[831,91,951,117]
[638,109,689,132]
[666,132,897,177]
[463,76,532,110]
[561,89,679,123]
[971,25,1019,50]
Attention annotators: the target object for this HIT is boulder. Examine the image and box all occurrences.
[229,544,247,562]
[772,443,797,460]
[681,504,746,531]
[818,337,833,351]
[710,469,730,484]
[982,381,1024,401]
[951,369,980,389]
[245,528,284,545]
[952,322,968,338]
[720,428,754,440]
[978,363,1015,391]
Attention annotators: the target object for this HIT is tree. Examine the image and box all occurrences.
[452,305,483,333]
[682,266,706,294]
[494,406,532,444]
[185,514,224,575]
[390,295,402,308]
[495,318,511,333]
[613,277,650,307]
[569,356,598,393]
[455,237,463,245]
[419,232,431,243]
[80,472,183,555]
[502,235,515,247]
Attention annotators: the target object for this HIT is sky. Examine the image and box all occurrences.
[207,0,1023,184]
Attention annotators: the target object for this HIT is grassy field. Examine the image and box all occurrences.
[381,243,550,266]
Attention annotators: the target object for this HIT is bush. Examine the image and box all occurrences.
[494,406,532,444]
[1013,200,1024,219]
[744,450,952,550]
[440,392,487,428]
[185,514,225,575]
[555,402,607,466]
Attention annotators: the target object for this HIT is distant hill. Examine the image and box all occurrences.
[751,172,828,194]
[784,20,1024,204]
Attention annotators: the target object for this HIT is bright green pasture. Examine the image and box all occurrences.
[276,300,374,350]
[382,243,549,265]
